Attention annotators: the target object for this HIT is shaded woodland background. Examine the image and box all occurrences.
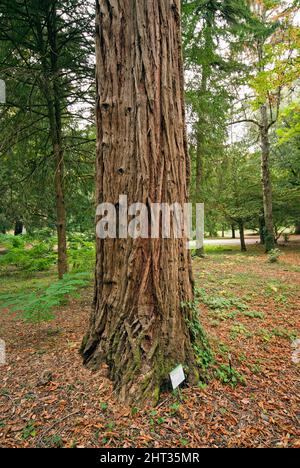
[0,0,299,259]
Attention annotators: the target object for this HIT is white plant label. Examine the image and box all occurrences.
[0,80,6,104]
[170,364,185,390]
[0,339,6,365]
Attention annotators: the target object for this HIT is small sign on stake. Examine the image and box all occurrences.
[169,364,185,390]
[0,80,6,104]
[0,339,6,366]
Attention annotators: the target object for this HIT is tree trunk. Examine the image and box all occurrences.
[194,42,208,259]
[295,224,300,235]
[37,4,68,279]
[239,221,247,252]
[54,140,68,279]
[260,104,275,252]
[14,220,23,236]
[48,6,68,279]
[231,225,236,239]
[195,127,205,258]
[195,127,204,199]
[81,0,208,405]
[259,213,265,245]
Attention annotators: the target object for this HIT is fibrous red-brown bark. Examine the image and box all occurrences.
[81,0,203,404]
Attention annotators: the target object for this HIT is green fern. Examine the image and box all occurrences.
[0,272,92,323]
[0,235,56,272]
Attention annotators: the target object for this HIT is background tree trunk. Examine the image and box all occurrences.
[195,125,205,258]
[194,35,209,259]
[48,5,68,279]
[81,0,206,405]
[239,221,247,252]
[260,104,275,252]
[53,140,68,279]
[231,225,236,239]
[14,220,23,236]
[259,213,265,245]
[36,4,68,279]
[295,224,300,235]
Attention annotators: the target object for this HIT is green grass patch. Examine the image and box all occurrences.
[196,288,249,312]
[0,271,92,323]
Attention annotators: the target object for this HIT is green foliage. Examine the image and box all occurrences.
[100,402,108,412]
[21,421,37,440]
[68,233,95,272]
[182,0,259,239]
[0,233,95,274]
[271,328,297,342]
[44,435,64,448]
[183,294,214,372]
[277,103,300,145]
[268,248,281,263]
[170,402,181,414]
[216,364,246,387]
[0,234,57,272]
[183,0,299,244]
[0,272,91,323]
[258,327,297,343]
[230,323,252,340]
[242,310,265,320]
[196,288,248,312]
[148,410,165,427]
[218,145,262,224]
[0,0,95,241]
[180,438,189,447]
[274,105,300,230]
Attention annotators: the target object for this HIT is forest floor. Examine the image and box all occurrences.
[0,243,299,448]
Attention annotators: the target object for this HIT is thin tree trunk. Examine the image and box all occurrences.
[295,224,300,235]
[53,140,68,279]
[81,0,207,405]
[239,221,247,252]
[259,213,265,245]
[231,225,236,239]
[195,127,204,199]
[196,71,208,258]
[14,220,23,236]
[48,5,68,279]
[256,26,275,253]
[195,41,208,204]
[195,126,205,257]
[36,4,68,279]
[260,104,275,252]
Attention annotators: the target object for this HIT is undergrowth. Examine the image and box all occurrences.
[182,295,213,374]
[0,272,92,323]
[0,233,95,274]
[0,235,56,272]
